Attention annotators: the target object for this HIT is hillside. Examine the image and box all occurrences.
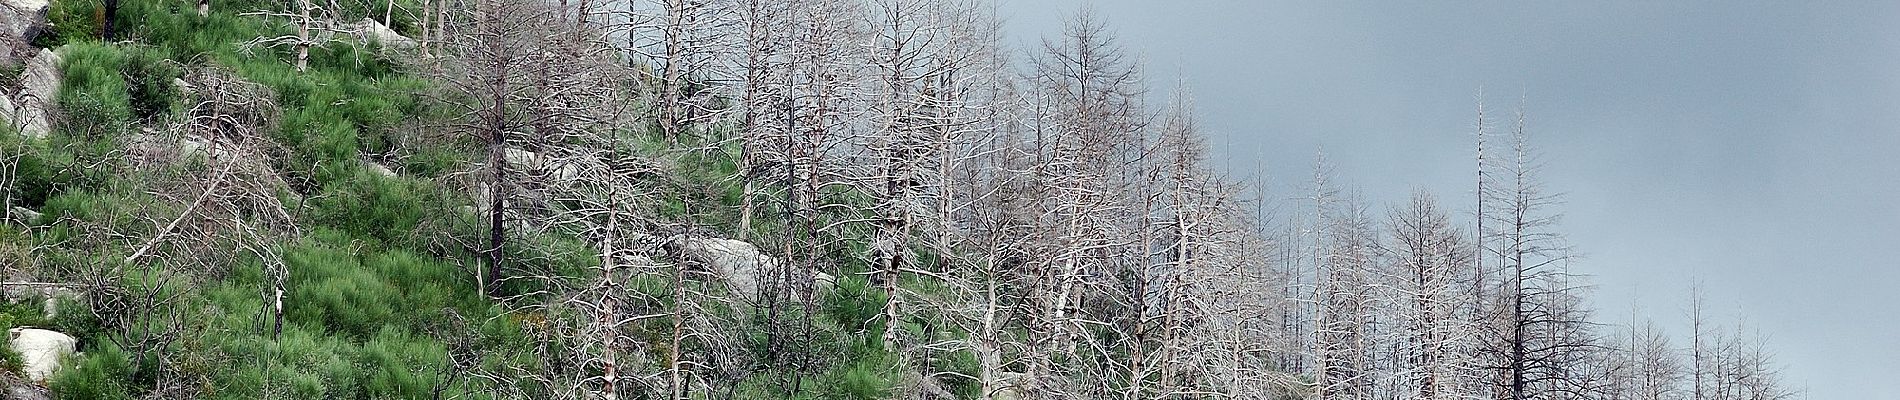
[0,1,1795,400]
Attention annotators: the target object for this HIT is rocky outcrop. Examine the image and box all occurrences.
[0,283,76,319]
[989,372,1026,400]
[675,236,770,296]
[6,328,73,382]
[362,159,398,177]
[349,18,415,49]
[670,235,835,301]
[3,384,50,400]
[0,0,47,67]
[2,48,58,138]
[4,206,36,224]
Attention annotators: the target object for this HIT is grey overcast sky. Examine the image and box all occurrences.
[997,1,1899,397]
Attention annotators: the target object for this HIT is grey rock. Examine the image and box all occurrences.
[6,328,73,382]
[0,0,47,67]
[362,159,398,177]
[5,206,36,224]
[4,384,50,400]
[351,18,415,49]
[673,235,835,301]
[10,48,57,138]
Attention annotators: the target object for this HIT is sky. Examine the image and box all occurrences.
[996,1,1900,397]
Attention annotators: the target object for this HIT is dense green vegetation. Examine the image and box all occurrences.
[0,1,931,399]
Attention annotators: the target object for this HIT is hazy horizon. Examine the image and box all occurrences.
[998,1,1900,397]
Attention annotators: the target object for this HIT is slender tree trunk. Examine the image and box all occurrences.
[102,0,120,40]
[735,0,768,240]
[659,0,686,143]
[295,0,311,72]
[1472,98,1488,321]
[1691,286,1706,400]
[484,30,509,296]
[670,254,685,399]
[978,260,1001,400]
[434,0,446,69]
[418,0,430,56]
[1509,217,1527,400]
[601,206,620,399]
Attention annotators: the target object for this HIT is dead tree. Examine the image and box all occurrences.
[730,0,789,239]
[242,0,359,73]
[857,0,992,355]
[1019,7,1149,396]
[1315,190,1377,400]
[1383,191,1483,400]
[76,62,295,398]
[1619,317,1687,400]
[1134,89,1284,398]
[437,0,564,297]
[615,0,734,144]
[0,136,21,225]
[1480,107,1598,400]
[750,0,865,393]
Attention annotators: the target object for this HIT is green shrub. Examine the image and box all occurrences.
[46,297,102,347]
[0,135,61,209]
[270,328,360,399]
[35,190,109,227]
[284,243,396,338]
[930,348,983,398]
[823,274,889,336]
[360,327,448,399]
[40,0,104,48]
[120,47,181,121]
[50,341,134,400]
[817,351,904,400]
[56,44,133,140]
[307,170,441,248]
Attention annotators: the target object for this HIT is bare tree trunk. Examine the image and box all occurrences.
[658,0,686,143]
[670,263,685,400]
[102,0,121,39]
[483,25,509,296]
[1691,284,1707,400]
[0,140,19,224]
[601,207,620,399]
[295,0,311,72]
[434,0,447,71]
[418,0,430,56]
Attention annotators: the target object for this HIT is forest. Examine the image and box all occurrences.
[0,0,1796,399]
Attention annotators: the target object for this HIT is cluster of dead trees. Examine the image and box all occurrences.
[403,0,1799,399]
[0,0,1800,399]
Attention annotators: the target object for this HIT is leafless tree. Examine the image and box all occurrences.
[1016,7,1151,397]
[435,0,570,296]
[1615,317,1687,400]
[0,136,21,225]
[1687,288,1798,400]
[1382,190,1487,400]
[1296,151,1374,400]
[1316,191,1378,400]
[616,0,734,144]
[43,60,298,399]
[1131,89,1291,398]
[729,0,790,239]
[1476,106,1601,400]
[240,0,367,72]
[854,0,992,354]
